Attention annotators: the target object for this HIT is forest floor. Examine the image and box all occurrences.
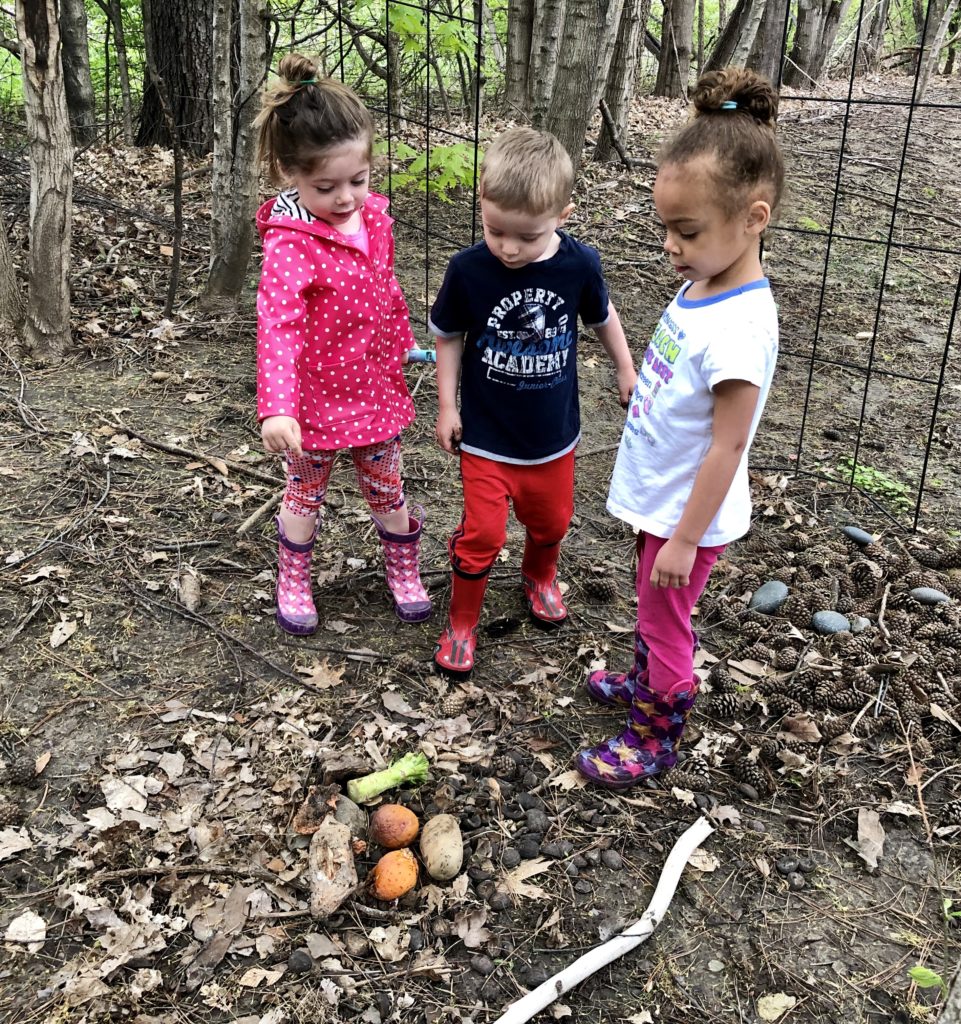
[1,77,961,1024]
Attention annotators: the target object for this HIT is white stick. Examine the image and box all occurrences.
[492,815,715,1024]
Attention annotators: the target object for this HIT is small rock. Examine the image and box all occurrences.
[786,871,806,891]
[375,992,392,1017]
[572,854,588,868]
[776,857,799,876]
[565,862,579,877]
[333,795,367,838]
[749,580,789,614]
[502,848,521,869]
[600,849,623,871]
[526,965,550,987]
[211,509,229,523]
[850,615,872,634]
[344,932,370,955]
[476,880,496,899]
[797,856,815,873]
[694,793,714,811]
[555,840,574,857]
[471,955,496,977]
[541,841,565,859]
[746,818,767,833]
[822,428,843,441]
[525,809,550,833]
[707,959,726,973]
[488,892,510,911]
[573,879,592,893]
[408,928,424,952]
[517,793,543,810]
[842,525,874,547]
[519,837,541,859]
[504,804,526,821]
[522,771,538,788]
[584,849,601,866]
[811,610,851,635]
[286,949,313,974]
[467,865,493,882]
[911,587,950,605]
[737,783,760,801]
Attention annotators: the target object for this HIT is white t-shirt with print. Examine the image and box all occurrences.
[607,279,778,547]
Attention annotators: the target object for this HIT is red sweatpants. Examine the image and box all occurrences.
[449,450,575,577]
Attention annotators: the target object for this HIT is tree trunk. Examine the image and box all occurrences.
[529,0,566,127]
[591,0,626,108]
[855,0,889,70]
[544,0,621,174]
[807,0,849,79]
[746,0,789,81]
[918,0,959,99]
[59,0,97,146]
[137,0,215,156]
[654,0,695,97]
[505,0,534,112]
[784,0,824,86]
[595,0,649,162]
[203,0,266,304]
[944,4,960,74]
[105,0,134,143]
[706,0,763,69]
[0,204,24,339]
[15,0,74,362]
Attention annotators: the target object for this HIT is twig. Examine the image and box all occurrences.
[491,816,714,1024]
[237,491,283,535]
[597,99,655,172]
[898,716,933,846]
[877,583,891,639]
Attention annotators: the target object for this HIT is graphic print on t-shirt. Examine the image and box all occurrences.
[478,286,574,393]
[625,307,686,450]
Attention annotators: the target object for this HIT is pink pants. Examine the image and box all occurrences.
[282,438,405,518]
[635,532,725,692]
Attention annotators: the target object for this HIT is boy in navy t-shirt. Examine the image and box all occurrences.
[430,127,636,676]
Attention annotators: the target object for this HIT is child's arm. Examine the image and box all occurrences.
[594,302,636,407]
[435,335,464,454]
[650,379,761,588]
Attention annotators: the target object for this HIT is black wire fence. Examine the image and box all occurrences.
[321,0,960,532]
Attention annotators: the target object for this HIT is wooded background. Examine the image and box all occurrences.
[1,0,958,362]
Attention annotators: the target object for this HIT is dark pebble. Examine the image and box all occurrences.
[565,862,579,877]
[574,879,592,894]
[842,525,874,547]
[585,849,601,865]
[749,580,790,614]
[822,428,843,441]
[694,793,713,811]
[471,955,496,976]
[526,809,550,833]
[572,854,588,869]
[556,840,574,856]
[211,509,229,523]
[787,871,806,891]
[541,841,565,859]
[576,809,595,823]
[737,783,760,801]
[522,771,538,788]
[600,849,624,871]
[408,928,424,952]
[468,865,493,882]
[465,814,482,829]
[488,892,511,911]
[498,780,515,797]
[776,857,799,876]
[502,848,521,869]
[519,838,541,859]
[375,992,392,1017]
[523,831,544,844]
[286,949,313,974]
[476,880,496,899]
[797,856,815,873]
[526,966,550,987]
[747,819,767,833]
[518,793,543,810]
[505,804,526,821]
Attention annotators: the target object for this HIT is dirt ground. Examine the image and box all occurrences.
[1,79,960,1024]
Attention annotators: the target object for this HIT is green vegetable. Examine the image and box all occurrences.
[347,752,430,804]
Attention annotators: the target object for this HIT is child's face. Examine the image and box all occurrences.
[287,138,371,228]
[653,158,769,291]
[480,198,573,270]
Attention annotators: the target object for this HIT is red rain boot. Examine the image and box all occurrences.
[434,570,489,676]
[520,532,567,627]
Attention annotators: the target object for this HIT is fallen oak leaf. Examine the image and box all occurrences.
[844,807,884,870]
[297,658,346,690]
[497,857,551,900]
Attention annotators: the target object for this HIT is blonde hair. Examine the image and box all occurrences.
[479,127,574,216]
[256,53,374,185]
[660,67,785,215]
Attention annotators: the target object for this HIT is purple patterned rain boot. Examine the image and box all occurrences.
[585,630,700,708]
[373,505,432,623]
[576,675,701,789]
[276,515,318,636]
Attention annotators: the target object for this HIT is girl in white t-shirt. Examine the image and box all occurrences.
[577,68,785,790]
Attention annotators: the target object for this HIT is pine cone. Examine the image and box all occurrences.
[672,754,711,791]
[740,571,763,593]
[811,684,832,710]
[708,691,738,719]
[733,756,768,795]
[584,575,618,602]
[902,570,938,592]
[767,693,803,718]
[0,796,23,827]
[759,738,784,765]
[772,566,795,585]
[743,643,775,665]
[927,720,958,752]
[899,697,925,724]
[4,754,36,786]
[394,652,424,678]
[440,693,466,717]
[490,754,517,780]
[740,620,766,641]
[709,666,737,694]
[941,799,961,826]
[913,547,946,570]
[829,687,864,712]
[790,531,811,552]
[912,735,933,761]
[775,647,799,671]
[819,717,851,741]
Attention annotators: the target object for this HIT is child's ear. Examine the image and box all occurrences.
[558,202,575,224]
[746,200,771,236]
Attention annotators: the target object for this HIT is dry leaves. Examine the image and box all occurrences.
[498,857,551,900]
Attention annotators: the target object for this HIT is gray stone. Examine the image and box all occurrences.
[737,783,760,801]
[501,848,521,869]
[911,587,950,605]
[850,615,872,634]
[526,965,550,987]
[541,841,566,859]
[488,892,510,911]
[286,949,314,974]
[776,857,799,876]
[470,955,496,976]
[842,525,874,547]
[786,871,806,891]
[525,809,550,833]
[811,610,851,634]
[333,795,367,838]
[574,879,592,893]
[600,849,624,871]
[518,837,541,859]
[749,580,789,614]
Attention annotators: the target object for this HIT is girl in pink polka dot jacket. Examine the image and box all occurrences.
[254,54,430,635]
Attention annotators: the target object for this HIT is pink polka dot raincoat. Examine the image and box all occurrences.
[256,192,417,451]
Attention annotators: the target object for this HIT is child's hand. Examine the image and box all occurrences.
[262,415,303,456]
[650,537,697,589]
[617,364,637,408]
[435,407,462,454]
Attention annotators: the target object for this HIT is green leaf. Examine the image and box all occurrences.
[908,966,946,993]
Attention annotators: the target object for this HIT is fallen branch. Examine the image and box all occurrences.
[237,490,283,535]
[491,815,715,1024]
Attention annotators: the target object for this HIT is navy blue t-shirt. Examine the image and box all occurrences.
[429,232,610,463]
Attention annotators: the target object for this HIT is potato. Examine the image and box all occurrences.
[368,848,418,901]
[369,803,419,849]
[419,813,464,881]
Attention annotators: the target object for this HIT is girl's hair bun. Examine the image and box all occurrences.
[692,68,778,129]
[277,52,318,85]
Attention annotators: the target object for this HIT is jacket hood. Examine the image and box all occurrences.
[256,190,392,241]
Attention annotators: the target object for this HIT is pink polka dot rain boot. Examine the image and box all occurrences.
[275,515,318,636]
[520,533,567,627]
[373,504,432,623]
[576,676,700,789]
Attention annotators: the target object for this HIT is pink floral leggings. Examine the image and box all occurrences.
[282,437,405,518]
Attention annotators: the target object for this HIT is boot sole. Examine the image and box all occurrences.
[276,612,318,636]
[434,658,473,679]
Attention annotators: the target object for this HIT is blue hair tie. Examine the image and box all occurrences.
[721,100,738,110]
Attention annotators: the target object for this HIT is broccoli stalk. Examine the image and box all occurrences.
[346,751,430,804]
